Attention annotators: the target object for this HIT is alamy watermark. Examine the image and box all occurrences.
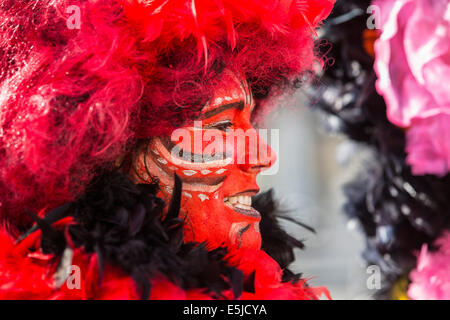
[367,5,381,30]
[66,5,81,30]
[366,265,381,290]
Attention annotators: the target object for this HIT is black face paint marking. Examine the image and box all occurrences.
[199,101,245,120]
[237,224,251,249]
[160,134,231,164]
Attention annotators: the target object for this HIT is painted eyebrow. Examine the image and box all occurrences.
[199,101,245,120]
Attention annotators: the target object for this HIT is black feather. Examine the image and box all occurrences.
[254,189,312,283]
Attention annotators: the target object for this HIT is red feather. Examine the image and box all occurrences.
[0,226,329,300]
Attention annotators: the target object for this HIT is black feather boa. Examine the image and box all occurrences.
[20,169,308,299]
[309,0,450,298]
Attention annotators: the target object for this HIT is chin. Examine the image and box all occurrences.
[234,228,261,250]
[182,196,263,250]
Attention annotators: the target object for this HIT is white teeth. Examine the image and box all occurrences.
[224,195,252,207]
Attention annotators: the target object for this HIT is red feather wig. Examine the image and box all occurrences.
[0,0,335,300]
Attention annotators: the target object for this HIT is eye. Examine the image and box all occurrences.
[204,120,233,131]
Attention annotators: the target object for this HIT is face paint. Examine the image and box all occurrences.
[132,70,276,250]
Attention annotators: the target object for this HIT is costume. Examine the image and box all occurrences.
[308,0,450,299]
[0,0,334,299]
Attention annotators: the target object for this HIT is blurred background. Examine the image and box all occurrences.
[258,90,374,300]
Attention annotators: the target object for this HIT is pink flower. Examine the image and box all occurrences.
[406,114,450,175]
[374,0,450,176]
[408,232,450,300]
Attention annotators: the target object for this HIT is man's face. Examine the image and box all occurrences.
[133,70,276,250]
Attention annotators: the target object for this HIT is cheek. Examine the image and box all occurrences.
[171,167,235,247]
[180,196,229,246]
[132,138,262,250]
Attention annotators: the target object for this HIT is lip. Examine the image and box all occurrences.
[225,188,260,198]
[225,202,261,219]
[223,188,261,219]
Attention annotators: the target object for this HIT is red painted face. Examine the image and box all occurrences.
[132,70,276,250]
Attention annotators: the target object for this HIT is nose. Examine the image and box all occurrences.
[238,129,277,174]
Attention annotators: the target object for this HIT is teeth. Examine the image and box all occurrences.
[224,195,252,207]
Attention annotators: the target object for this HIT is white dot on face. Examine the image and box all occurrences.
[198,194,209,202]
[164,186,173,194]
[156,157,167,165]
[183,170,197,176]
[201,169,212,175]
[215,169,226,174]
